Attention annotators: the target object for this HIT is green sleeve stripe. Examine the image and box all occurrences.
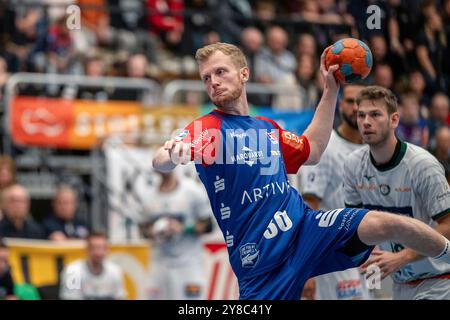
[432,208,450,221]
[345,202,363,208]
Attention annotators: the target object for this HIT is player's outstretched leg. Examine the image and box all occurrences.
[357,211,450,262]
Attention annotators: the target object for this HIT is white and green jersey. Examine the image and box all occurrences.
[300,130,362,211]
[344,140,450,283]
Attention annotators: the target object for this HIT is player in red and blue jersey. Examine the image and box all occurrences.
[153,43,450,300]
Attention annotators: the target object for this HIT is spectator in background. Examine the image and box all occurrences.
[252,0,276,33]
[0,156,16,192]
[295,33,317,58]
[46,17,78,75]
[369,34,403,75]
[408,70,431,111]
[43,185,89,241]
[59,53,110,100]
[295,53,319,109]
[416,0,449,92]
[142,171,213,300]
[0,239,16,300]
[396,93,429,148]
[428,93,450,146]
[253,26,297,108]
[431,126,450,184]
[444,0,450,47]
[0,56,9,102]
[240,27,264,82]
[254,25,296,85]
[206,0,252,45]
[387,0,420,70]
[3,5,45,72]
[240,26,269,106]
[0,184,45,239]
[146,0,184,37]
[372,63,394,91]
[0,155,16,220]
[59,232,126,300]
[111,53,152,101]
[78,0,109,32]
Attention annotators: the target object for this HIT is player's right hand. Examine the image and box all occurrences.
[320,46,340,93]
[163,139,191,165]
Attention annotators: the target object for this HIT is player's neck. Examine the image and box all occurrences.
[160,177,178,193]
[87,260,104,275]
[337,124,362,144]
[370,134,398,165]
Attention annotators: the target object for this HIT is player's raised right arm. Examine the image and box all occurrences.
[152,140,191,172]
[302,47,340,165]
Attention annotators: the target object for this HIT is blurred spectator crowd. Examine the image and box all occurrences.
[0,0,448,132]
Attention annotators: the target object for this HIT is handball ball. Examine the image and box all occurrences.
[325,38,373,84]
[153,217,171,238]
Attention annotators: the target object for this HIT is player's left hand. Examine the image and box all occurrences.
[360,249,406,280]
[320,46,340,93]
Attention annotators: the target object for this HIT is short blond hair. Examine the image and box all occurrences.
[357,85,398,115]
[195,42,247,69]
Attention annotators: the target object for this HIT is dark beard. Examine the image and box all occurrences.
[342,112,358,130]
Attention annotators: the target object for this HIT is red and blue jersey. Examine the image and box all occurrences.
[180,109,311,280]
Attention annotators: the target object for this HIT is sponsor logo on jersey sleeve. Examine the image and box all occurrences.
[281,131,305,151]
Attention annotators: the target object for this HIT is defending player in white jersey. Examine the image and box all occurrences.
[300,83,372,300]
[143,170,213,300]
[344,86,450,300]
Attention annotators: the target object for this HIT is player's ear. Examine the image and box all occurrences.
[391,111,400,128]
[241,67,249,83]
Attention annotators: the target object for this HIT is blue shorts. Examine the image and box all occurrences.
[239,208,374,300]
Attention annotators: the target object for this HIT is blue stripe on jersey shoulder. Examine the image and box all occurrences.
[363,204,413,217]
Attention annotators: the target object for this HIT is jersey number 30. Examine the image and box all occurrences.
[264,210,293,239]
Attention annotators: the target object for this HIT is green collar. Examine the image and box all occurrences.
[370,139,407,172]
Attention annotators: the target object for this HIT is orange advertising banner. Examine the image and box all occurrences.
[11,96,75,148]
[10,97,201,149]
[69,100,141,149]
[11,97,145,149]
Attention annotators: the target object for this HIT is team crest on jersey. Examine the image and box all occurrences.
[175,129,189,142]
[239,243,259,268]
[267,131,279,144]
[380,184,391,196]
